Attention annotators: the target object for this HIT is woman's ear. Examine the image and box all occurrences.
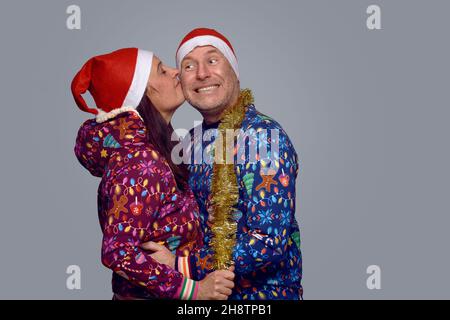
[145,84,156,100]
[144,86,151,99]
[145,71,154,97]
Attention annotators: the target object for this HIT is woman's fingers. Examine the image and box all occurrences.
[216,293,228,300]
[215,274,235,289]
[217,286,233,297]
[222,278,235,289]
[215,277,234,297]
[217,269,235,281]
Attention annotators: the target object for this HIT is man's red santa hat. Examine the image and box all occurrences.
[71,48,153,123]
[176,28,239,79]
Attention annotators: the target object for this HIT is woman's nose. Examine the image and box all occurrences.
[169,67,179,78]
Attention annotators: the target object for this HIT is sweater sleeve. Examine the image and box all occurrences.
[176,246,215,281]
[101,166,198,299]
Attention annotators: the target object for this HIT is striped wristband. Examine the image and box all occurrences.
[176,277,198,300]
[177,255,193,279]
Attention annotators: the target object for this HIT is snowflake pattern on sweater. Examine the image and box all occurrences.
[181,104,303,300]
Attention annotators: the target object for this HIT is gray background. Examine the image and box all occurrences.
[0,0,448,299]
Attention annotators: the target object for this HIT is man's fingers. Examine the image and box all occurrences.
[150,253,162,263]
[140,241,164,252]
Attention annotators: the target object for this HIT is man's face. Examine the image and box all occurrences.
[180,46,240,118]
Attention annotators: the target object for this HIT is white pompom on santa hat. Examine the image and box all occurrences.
[71,48,153,123]
[176,28,239,79]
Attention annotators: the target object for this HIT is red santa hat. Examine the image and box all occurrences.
[176,28,239,79]
[71,48,153,123]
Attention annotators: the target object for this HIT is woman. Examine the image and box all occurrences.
[72,48,234,300]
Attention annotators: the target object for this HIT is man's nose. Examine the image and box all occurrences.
[196,62,210,80]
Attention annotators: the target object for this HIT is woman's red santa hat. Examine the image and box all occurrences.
[176,28,239,79]
[71,48,153,123]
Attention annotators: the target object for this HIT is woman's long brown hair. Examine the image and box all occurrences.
[136,94,188,191]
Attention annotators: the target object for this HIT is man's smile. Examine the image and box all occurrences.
[195,84,220,93]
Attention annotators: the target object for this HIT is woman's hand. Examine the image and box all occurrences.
[197,266,235,300]
[141,241,236,300]
[140,241,175,269]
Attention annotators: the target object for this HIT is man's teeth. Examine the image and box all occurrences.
[197,85,219,93]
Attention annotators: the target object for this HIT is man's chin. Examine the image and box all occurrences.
[188,98,223,112]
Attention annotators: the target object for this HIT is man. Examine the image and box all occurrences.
[145,28,303,300]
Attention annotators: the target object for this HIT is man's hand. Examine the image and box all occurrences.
[140,241,175,269]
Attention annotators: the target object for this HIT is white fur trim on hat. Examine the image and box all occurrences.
[96,106,143,123]
[176,35,239,79]
[122,49,153,108]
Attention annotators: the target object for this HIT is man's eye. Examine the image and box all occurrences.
[185,64,194,71]
[209,58,217,64]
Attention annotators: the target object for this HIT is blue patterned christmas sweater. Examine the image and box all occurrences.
[176,104,303,300]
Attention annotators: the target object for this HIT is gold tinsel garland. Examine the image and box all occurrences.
[210,89,254,270]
